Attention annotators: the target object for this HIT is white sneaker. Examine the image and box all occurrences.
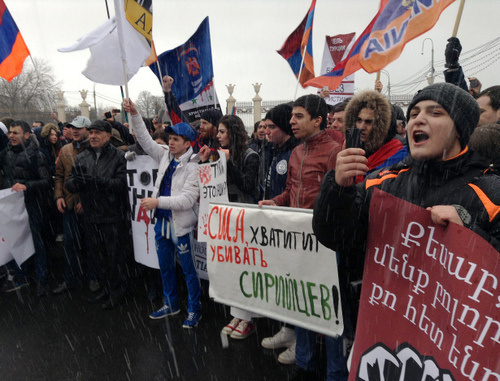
[261,326,296,349]
[278,341,297,365]
[222,317,241,335]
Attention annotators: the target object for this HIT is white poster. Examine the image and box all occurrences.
[0,189,34,267]
[126,155,159,269]
[207,203,343,337]
[127,155,209,280]
[318,33,356,105]
[196,152,229,242]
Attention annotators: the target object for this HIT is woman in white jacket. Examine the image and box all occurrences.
[124,99,202,328]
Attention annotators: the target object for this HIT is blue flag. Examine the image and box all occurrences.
[150,17,214,104]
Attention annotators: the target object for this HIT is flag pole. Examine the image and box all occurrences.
[452,0,466,37]
[106,0,128,124]
[113,0,132,131]
[294,45,307,100]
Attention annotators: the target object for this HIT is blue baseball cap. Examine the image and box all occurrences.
[166,122,196,142]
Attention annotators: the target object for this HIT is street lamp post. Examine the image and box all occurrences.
[421,38,435,85]
[381,69,391,102]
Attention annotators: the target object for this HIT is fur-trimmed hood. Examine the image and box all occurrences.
[41,123,59,138]
[344,90,391,155]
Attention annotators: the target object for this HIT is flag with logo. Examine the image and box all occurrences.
[58,0,152,86]
[306,0,455,89]
[277,0,316,87]
[0,0,30,82]
[150,17,214,105]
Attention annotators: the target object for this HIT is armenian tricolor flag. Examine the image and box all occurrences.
[306,0,455,90]
[277,0,316,87]
[0,0,30,82]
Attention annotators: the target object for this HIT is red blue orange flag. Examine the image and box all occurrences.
[0,0,30,82]
[306,0,455,90]
[277,0,316,87]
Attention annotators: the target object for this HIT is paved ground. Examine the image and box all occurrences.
[0,246,303,380]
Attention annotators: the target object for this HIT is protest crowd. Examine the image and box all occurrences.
[1,8,500,377]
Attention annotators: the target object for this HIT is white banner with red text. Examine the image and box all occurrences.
[207,202,343,337]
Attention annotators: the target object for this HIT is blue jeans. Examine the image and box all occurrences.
[295,327,348,381]
[155,220,201,313]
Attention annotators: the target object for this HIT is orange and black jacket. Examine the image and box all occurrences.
[313,147,500,255]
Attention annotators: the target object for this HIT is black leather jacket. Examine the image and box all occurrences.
[0,138,52,206]
[66,141,129,224]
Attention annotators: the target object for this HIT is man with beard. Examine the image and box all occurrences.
[344,90,408,183]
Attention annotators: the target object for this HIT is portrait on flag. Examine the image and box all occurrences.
[150,16,214,105]
[207,203,343,338]
[349,189,499,381]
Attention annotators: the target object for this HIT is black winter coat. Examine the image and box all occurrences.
[0,138,52,206]
[66,141,129,224]
[313,148,500,254]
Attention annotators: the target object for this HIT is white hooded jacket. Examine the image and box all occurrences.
[131,113,199,237]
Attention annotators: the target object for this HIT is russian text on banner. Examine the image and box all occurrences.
[349,189,499,380]
[318,33,356,105]
[207,203,343,337]
[126,155,159,269]
[0,189,34,267]
[126,155,209,280]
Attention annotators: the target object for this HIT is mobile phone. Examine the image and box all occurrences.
[112,108,121,114]
[157,109,165,123]
[104,111,112,119]
[345,128,363,149]
[469,79,479,88]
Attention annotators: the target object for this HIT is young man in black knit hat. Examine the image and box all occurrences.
[314,82,500,268]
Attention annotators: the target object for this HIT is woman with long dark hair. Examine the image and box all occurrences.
[200,114,260,339]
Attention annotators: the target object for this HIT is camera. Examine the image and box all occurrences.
[104,111,112,119]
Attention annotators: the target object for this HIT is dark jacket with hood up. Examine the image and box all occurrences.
[344,90,407,179]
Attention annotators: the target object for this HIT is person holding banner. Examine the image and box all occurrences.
[314,81,500,278]
[259,103,300,364]
[124,99,202,329]
[200,114,260,339]
[259,94,345,380]
[0,120,53,296]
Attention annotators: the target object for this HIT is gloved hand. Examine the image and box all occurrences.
[445,37,461,69]
[125,151,137,161]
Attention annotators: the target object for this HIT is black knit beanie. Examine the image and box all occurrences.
[265,103,293,136]
[406,83,480,148]
[200,109,223,127]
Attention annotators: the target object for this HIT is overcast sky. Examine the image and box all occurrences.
[7,0,500,111]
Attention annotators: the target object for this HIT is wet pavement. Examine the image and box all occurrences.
[0,245,297,380]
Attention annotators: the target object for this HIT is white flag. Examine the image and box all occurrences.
[0,189,34,267]
[58,0,151,86]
